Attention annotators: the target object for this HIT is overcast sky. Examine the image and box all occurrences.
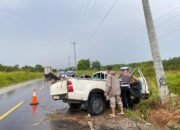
[0,0,180,68]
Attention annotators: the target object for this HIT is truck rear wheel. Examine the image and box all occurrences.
[87,95,105,115]
[68,103,82,112]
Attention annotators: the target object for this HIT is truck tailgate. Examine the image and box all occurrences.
[50,80,67,96]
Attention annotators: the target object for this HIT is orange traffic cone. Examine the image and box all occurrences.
[30,89,39,105]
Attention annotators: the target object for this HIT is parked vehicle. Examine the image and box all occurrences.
[44,66,52,80]
[50,69,149,115]
[66,70,76,77]
[44,66,60,81]
[56,71,67,79]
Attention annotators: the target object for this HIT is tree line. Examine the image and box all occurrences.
[1,56,179,72]
[0,64,44,72]
[77,59,101,70]
[77,56,180,71]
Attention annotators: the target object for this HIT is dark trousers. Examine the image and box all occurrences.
[121,87,133,109]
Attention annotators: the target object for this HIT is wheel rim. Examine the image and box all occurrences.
[92,98,104,114]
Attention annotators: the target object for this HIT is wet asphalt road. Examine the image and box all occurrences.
[0,80,68,130]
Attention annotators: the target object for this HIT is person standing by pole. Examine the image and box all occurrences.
[105,66,124,117]
[120,67,137,109]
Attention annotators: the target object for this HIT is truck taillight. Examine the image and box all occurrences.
[67,80,74,92]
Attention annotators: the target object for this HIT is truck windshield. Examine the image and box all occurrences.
[93,72,106,80]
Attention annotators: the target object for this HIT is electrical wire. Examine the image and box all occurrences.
[124,6,180,45]
[127,6,180,38]
[83,0,97,26]
[123,9,180,47]
[71,0,85,40]
[119,27,180,62]
[89,0,118,40]
[78,0,91,31]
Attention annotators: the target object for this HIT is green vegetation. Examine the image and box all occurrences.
[77,59,102,70]
[102,56,180,71]
[0,71,43,88]
[77,56,180,126]
[77,59,90,70]
[166,71,180,95]
[0,64,44,88]
[0,64,44,72]
[91,61,101,70]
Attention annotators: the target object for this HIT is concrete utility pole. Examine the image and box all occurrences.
[68,56,71,69]
[142,0,169,104]
[71,42,77,75]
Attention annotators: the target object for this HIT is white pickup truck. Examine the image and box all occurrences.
[50,69,149,115]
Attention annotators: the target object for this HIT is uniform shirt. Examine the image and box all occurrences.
[120,73,132,85]
[106,71,121,97]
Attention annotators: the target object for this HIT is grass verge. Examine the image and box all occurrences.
[0,71,43,88]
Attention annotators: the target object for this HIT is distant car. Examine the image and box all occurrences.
[56,71,67,78]
[66,70,75,77]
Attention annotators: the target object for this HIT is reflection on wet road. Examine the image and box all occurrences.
[0,80,69,130]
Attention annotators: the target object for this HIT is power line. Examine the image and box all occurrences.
[89,0,118,39]
[71,0,86,40]
[125,6,180,40]
[78,0,91,31]
[123,8,180,47]
[119,27,180,62]
[83,0,97,26]
[156,12,180,28]
[155,6,180,21]
[114,7,180,61]
[124,6,180,44]
[73,0,92,41]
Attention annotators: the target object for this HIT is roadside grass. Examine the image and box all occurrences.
[166,71,180,95]
[0,71,43,88]
[136,70,180,129]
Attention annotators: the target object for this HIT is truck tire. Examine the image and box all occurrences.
[87,95,105,115]
[68,103,82,112]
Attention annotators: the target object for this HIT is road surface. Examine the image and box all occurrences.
[0,80,155,130]
[0,80,68,130]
